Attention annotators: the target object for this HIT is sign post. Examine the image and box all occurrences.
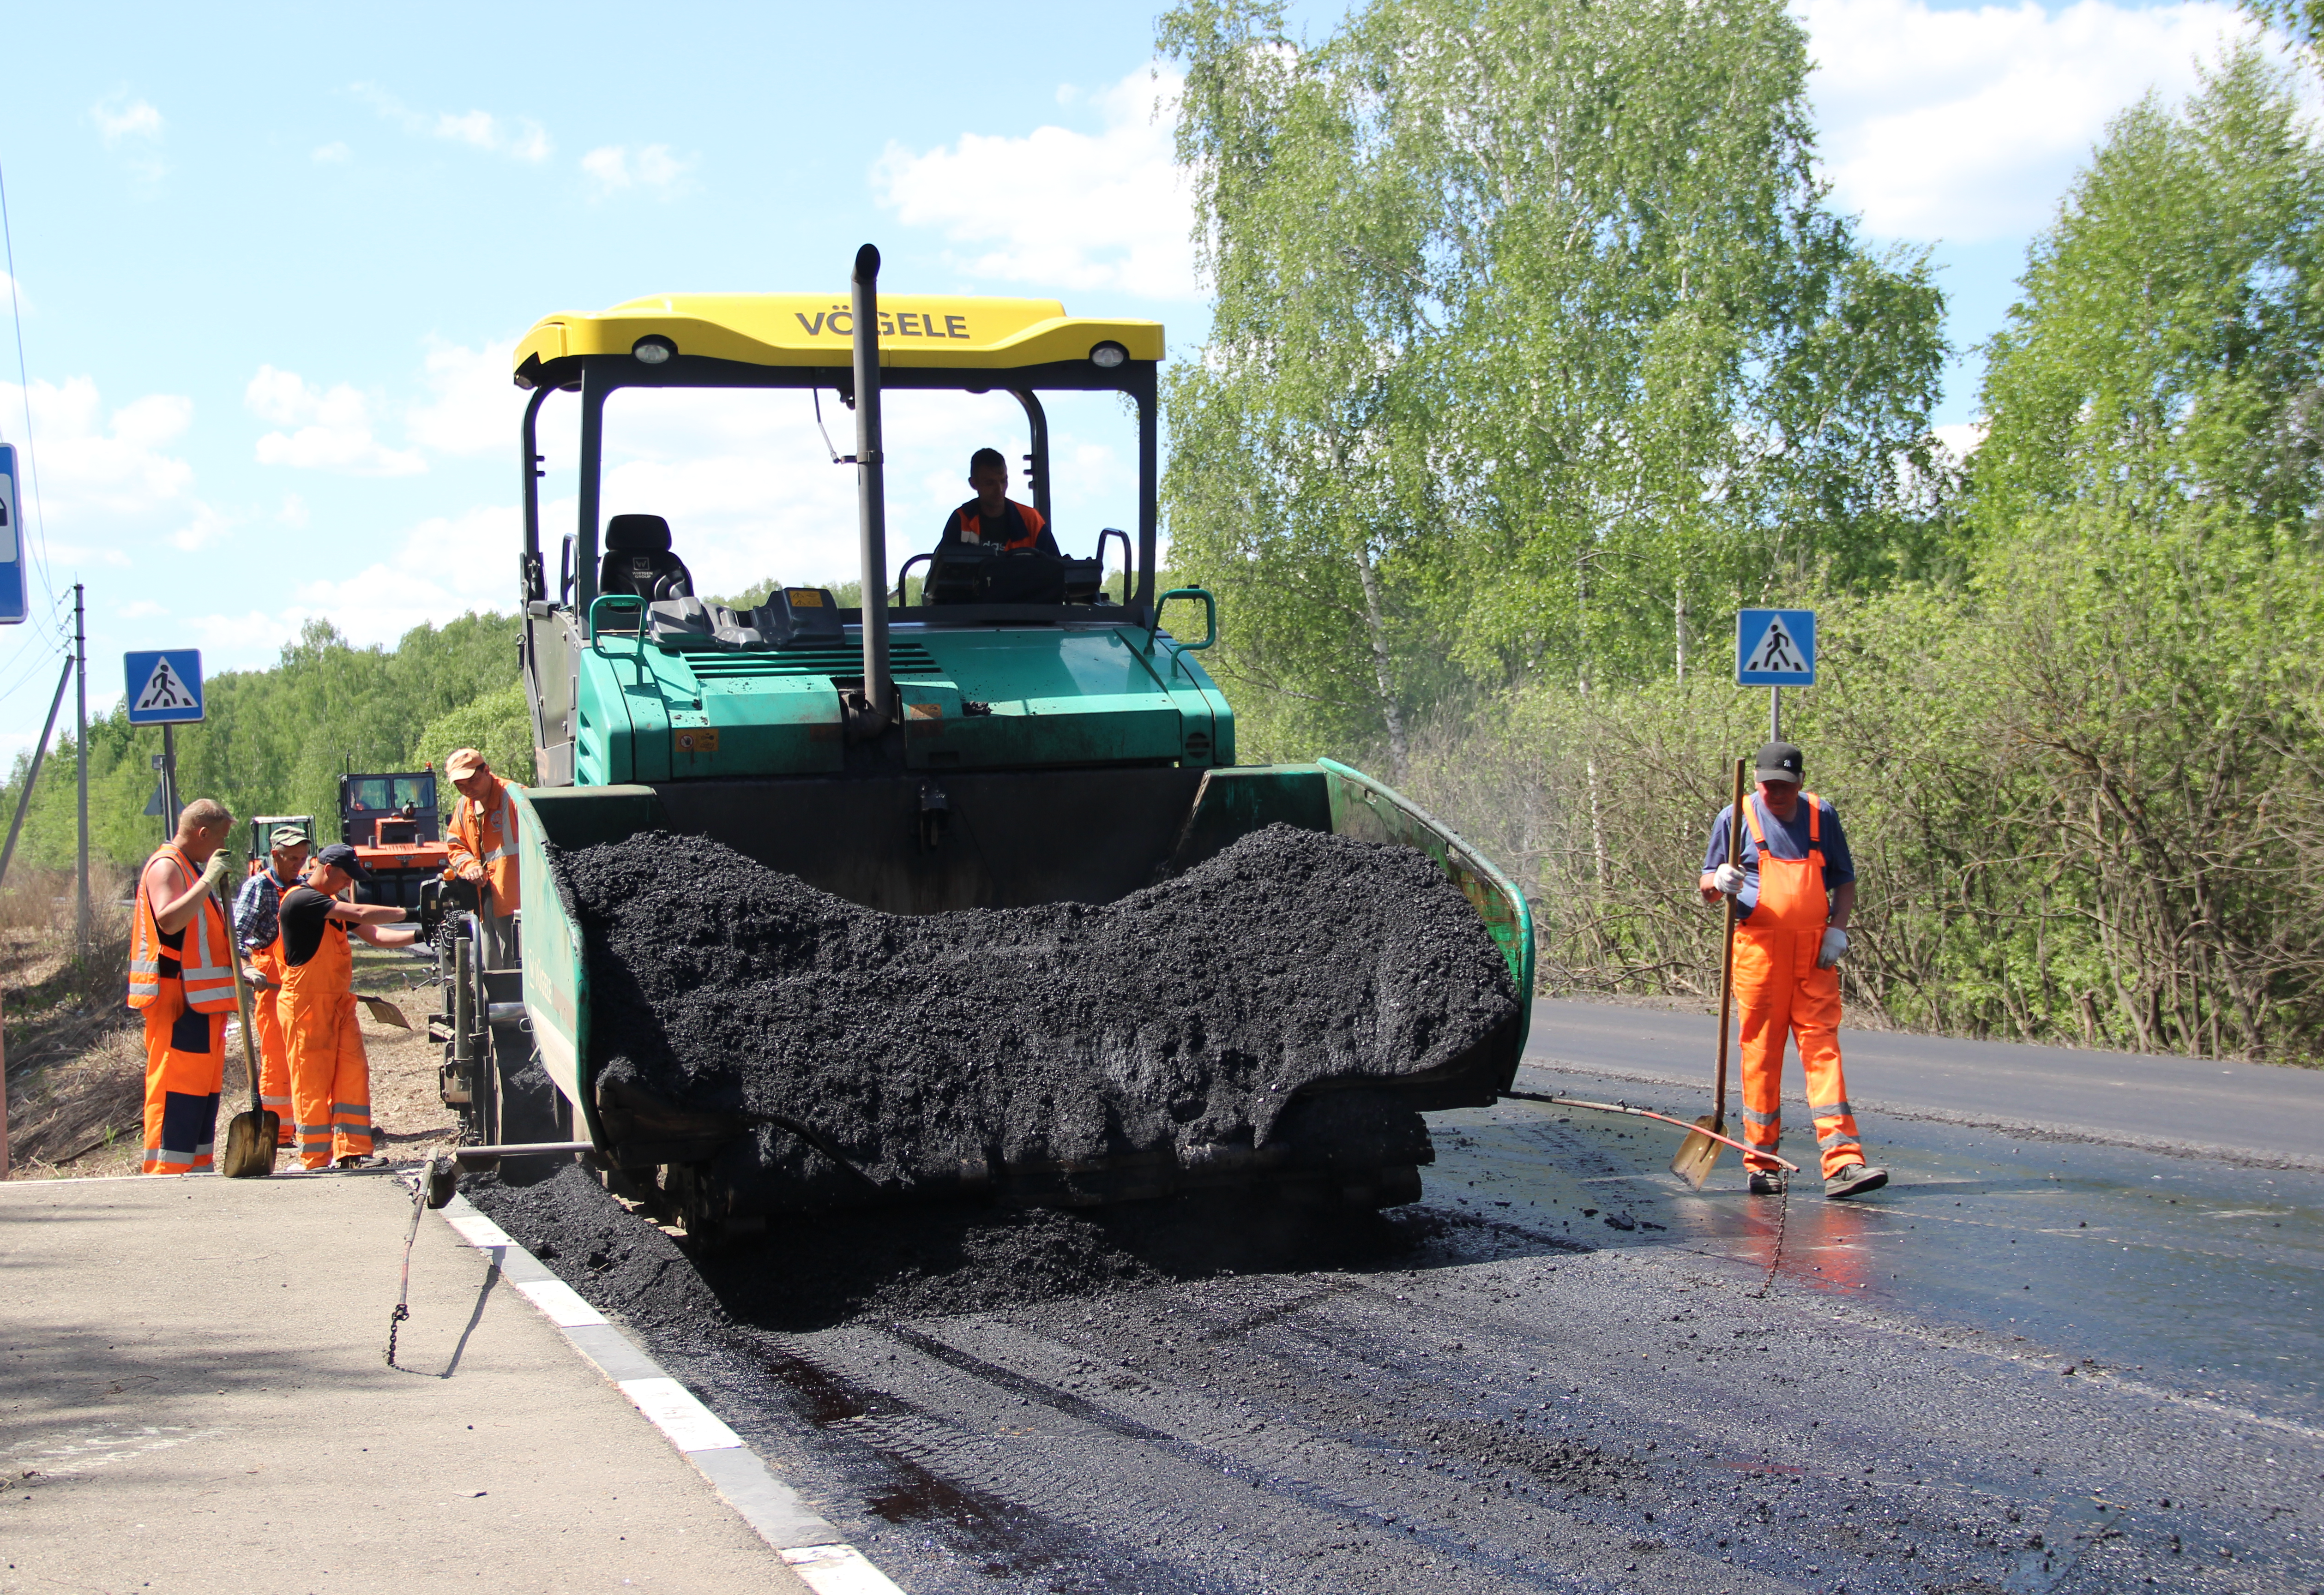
[0,444,27,627]
[1735,609,1815,740]
[125,649,205,835]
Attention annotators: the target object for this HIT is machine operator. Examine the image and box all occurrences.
[936,448,1059,556]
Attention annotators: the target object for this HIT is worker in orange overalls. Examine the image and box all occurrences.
[441,747,521,970]
[231,823,311,1134]
[129,798,241,1174]
[277,843,420,1169]
[1700,742,1889,1199]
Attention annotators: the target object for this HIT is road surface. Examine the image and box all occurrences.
[489,1001,2324,1594]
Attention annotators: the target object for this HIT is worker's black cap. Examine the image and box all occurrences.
[1755,742,1805,784]
[315,842,373,882]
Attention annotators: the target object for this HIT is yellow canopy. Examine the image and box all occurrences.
[514,292,1163,378]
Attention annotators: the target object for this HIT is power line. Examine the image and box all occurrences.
[0,160,54,609]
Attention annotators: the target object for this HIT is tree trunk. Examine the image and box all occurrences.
[1355,550,1407,780]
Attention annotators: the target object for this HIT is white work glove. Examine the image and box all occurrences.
[1713,863,1747,898]
[1818,926,1849,969]
[198,851,232,894]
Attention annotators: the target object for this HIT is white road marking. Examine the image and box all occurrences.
[513,1277,607,1327]
[446,1212,514,1248]
[783,1543,910,1595]
[617,1376,744,1453]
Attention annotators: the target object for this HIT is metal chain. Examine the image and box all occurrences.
[385,1173,427,1368]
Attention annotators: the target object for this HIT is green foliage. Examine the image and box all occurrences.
[0,612,524,870]
[409,683,536,786]
[1973,47,2324,538]
[1403,44,2324,1060]
[1158,0,1948,769]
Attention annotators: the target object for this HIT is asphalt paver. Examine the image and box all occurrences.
[0,1170,810,1595]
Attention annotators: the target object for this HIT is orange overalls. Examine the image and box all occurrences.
[1734,793,1866,1178]
[240,869,296,1131]
[282,912,371,1169]
[249,939,292,1131]
[128,845,238,1174]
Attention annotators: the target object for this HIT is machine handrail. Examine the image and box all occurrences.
[586,592,645,641]
[1147,587,1217,657]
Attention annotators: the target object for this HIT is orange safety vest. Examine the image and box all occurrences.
[957,499,1046,551]
[1739,792,1829,938]
[447,777,522,914]
[128,843,238,1013]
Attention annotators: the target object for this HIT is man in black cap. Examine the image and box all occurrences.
[277,844,419,1170]
[1700,743,1888,1199]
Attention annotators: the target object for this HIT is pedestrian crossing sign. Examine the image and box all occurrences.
[1735,609,1815,686]
[125,649,205,724]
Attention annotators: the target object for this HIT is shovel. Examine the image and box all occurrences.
[218,881,279,1179]
[1671,756,1748,1190]
[357,995,410,1030]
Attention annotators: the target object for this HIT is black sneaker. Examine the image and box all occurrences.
[1824,1163,1890,1200]
[1747,1171,1785,1196]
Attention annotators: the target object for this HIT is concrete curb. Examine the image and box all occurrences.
[436,1193,903,1595]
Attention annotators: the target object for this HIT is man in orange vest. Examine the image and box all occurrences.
[232,823,311,1134]
[442,747,521,968]
[1700,742,1889,1199]
[129,798,240,1175]
[277,843,419,1169]
[937,448,1060,554]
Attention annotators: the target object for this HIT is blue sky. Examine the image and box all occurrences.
[0,0,2281,756]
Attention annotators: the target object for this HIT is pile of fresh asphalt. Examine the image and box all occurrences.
[554,823,1518,1208]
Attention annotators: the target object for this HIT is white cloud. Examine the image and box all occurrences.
[278,493,309,528]
[1934,420,1987,458]
[352,84,553,162]
[119,600,166,619]
[91,96,163,145]
[875,65,1197,300]
[580,144,696,198]
[1,378,196,525]
[1804,0,2275,242]
[312,141,351,165]
[246,366,426,476]
[405,339,520,456]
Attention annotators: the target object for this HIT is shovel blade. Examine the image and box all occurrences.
[358,995,410,1030]
[221,1109,280,1179]
[1670,1115,1723,1189]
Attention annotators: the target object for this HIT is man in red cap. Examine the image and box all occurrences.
[442,747,521,968]
[1700,741,1888,1200]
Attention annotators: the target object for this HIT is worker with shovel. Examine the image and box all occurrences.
[128,799,241,1174]
[278,844,420,1169]
[1699,743,1889,1199]
[231,824,310,1139]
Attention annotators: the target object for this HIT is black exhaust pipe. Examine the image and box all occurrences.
[849,244,891,738]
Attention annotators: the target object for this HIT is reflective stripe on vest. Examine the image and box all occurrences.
[958,499,1045,552]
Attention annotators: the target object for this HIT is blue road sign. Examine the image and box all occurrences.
[1735,609,1815,686]
[0,444,27,625]
[125,649,205,725]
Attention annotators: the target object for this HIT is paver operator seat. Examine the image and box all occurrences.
[599,513,694,604]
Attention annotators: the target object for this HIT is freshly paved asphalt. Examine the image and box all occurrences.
[1524,997,2324,1164]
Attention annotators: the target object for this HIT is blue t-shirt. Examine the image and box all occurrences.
[1702,794,1854,922]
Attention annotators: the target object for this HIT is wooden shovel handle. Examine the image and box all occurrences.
[216,885,265,1115]
[1713,757,1747,1122]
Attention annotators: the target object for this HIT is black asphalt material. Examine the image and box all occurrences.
[554,825,1517,1206]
